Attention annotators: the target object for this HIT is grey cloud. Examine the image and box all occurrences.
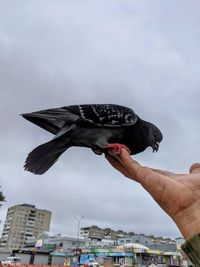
[0,0,200,238]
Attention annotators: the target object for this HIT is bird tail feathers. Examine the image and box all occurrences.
[24,135,71,175]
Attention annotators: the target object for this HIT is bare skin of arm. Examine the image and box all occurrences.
[105,150,200,240]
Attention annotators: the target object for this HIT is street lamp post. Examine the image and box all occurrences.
[74,216,84,252]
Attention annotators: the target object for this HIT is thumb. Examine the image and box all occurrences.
[189,163,200,174]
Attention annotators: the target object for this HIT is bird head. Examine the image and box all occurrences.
[145,121,163,152]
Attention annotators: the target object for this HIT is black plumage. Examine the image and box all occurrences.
[22,104,163,175]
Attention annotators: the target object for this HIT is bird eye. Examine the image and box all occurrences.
[153,131,157,137]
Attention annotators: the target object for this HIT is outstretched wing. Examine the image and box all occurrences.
[64,104,138,127]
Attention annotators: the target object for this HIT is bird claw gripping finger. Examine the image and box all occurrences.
[107,144,131,155]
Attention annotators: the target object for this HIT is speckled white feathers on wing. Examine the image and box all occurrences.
[72,104,138,127]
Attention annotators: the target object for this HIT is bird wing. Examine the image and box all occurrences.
[21,104,138,134]
[63,104,138,127]
[21,108,79,134]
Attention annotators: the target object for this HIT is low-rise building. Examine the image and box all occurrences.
[24,231,88,254]
[80,226,127,241]
[118,234,177,252]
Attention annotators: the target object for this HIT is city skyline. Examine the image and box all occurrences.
[0,204,182,243]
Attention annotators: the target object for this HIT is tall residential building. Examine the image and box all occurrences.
[0,203,51,250]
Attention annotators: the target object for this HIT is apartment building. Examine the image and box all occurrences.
[80,226,127,241]
[0,203,51,250]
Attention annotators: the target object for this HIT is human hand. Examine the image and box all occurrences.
[105,150,200,240]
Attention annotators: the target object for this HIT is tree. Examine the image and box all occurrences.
[0,186,5,206]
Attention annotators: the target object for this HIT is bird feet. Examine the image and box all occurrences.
[92,144,131,155]
[92,147,104,155]
[107,144,131,155]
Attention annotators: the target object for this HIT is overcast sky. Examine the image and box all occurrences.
[0,0,200,240]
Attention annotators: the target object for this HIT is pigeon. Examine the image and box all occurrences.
[22,104,163,175]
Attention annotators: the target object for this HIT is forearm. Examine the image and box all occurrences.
[181,234,200,267]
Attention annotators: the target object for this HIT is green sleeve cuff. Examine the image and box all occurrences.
[181,233,200,266]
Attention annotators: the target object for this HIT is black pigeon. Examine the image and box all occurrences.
[22,104,163,175]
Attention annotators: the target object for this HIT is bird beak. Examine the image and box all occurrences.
[152,141,160,153]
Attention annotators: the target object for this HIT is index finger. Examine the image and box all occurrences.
[119,149,172,192]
